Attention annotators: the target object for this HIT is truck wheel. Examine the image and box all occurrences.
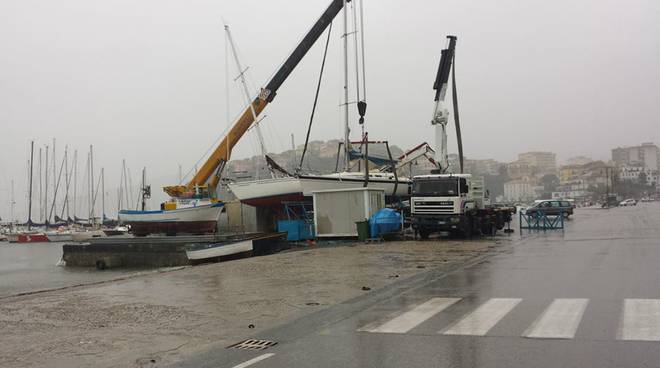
[419,230,430,240]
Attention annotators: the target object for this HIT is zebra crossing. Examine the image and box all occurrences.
[359,297,660,341]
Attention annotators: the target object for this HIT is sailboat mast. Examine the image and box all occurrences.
[64,146,69,220]
[118,160,124,212]
[52,138,56,220]
[73,150,77,221]
[123,160,130,210]
[141,167,146,211]
[38,148,42,222]
[10,179,15,224]
[27,141,34,230]
[225,24,271,179]
[342,0,350,172]
[89,145,94,223]
[44,145,49,224]
[101,167,105,222]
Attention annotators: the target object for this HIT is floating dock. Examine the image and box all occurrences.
[62,233,286,269]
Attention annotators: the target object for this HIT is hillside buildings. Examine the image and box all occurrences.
[517,151,557,175]
[552,161,610,201]
[611,143,660,196]
[502,152,557,201]
[612,143,659,170]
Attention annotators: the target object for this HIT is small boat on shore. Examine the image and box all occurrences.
[185,232,285,263]
[185,238,254,261]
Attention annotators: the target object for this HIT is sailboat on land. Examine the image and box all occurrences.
[119,0,359,236]
[228,0,410,207]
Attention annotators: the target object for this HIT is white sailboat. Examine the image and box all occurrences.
[228,2,410,207]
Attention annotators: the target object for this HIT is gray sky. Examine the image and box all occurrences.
[2,0,660,220]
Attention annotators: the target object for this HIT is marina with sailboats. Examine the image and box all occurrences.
[2,0,447,254]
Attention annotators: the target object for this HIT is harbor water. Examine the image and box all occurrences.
[0,242,144,298]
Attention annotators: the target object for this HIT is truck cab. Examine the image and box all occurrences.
[411,174,499,238]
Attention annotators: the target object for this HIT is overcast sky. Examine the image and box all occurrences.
[2,0,659,220]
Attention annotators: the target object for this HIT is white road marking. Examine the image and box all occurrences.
[361,297,461,333]
[442,298,522,336]
[620,299,660,341]
[231,353,275,368]
[524,298,589,339]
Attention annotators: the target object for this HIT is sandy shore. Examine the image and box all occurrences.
[0,238,509,368]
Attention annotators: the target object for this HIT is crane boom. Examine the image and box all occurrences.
[431,35,457,173]
[164,0,347,198]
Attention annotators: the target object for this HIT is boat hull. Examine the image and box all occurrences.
[228,174,410,207]
[228,177,304,206]
[15,233,50,243]
[71,230,106,242]
[46,233,74,242]
[299,174,410,197]
[186,239,253,260]
[119,203,224,236]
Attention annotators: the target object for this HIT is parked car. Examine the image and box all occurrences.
[526,200,574,218]
[619,199,637,206]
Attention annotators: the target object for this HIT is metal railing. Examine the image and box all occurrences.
[519,210,565,230]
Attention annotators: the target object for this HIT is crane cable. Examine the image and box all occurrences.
[297,21,334,172]
[451,53,464,174]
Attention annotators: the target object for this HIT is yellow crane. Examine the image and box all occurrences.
[161,0,348,210]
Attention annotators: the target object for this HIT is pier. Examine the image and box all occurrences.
[62,233,286,269]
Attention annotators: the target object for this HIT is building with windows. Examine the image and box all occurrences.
[553,161,611,202]
[518,151,557,175]
[564,156,593,166]
[618,166,659,187]
[504,180,537,202]
[612,143,659,170]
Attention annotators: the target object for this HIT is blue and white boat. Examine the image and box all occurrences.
[119,200,224,236]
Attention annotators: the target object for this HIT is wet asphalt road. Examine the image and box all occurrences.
[174,203,660,368]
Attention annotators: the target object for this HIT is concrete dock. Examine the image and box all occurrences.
[62,233,286,268]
